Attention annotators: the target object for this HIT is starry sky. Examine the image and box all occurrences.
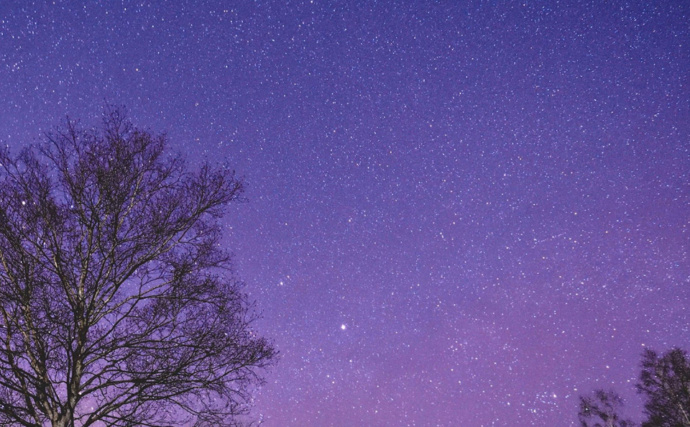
[1,1,688,425]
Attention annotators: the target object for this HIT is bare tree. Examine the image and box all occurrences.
[578,389,636,427]
[0,108,277,426]
[637,348,690,427]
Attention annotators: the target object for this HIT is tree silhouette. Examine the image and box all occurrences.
[0,108,276,426]
[637,347,690,427]
[578,388,636,427]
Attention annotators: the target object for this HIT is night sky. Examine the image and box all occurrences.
[1,1,689,425]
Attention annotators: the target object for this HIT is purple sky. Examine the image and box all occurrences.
[1,1,688,425]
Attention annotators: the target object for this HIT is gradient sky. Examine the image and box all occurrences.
[1,1,688,425]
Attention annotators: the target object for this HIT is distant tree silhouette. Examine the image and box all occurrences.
[0,108,276,426]
[637,347,690,427]
[579,388,636,427]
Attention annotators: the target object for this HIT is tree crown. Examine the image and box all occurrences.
[0,108,276,427]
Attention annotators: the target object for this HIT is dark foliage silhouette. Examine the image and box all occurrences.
[577,347,690,427]
[578,389,636,427]
[0,108,276,426]
[637,347,690,427]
